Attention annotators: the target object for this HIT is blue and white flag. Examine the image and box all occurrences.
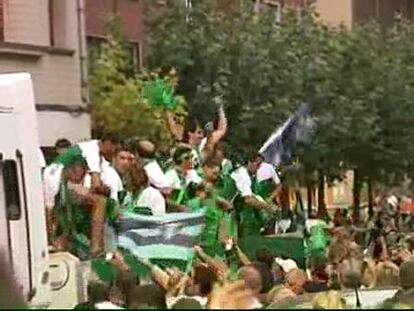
[117,210,206,261]
[259,103,315,166]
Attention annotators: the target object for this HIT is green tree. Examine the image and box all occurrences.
[146,1,414,217]
[89,16,186,145]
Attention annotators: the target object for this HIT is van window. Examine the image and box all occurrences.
[2,160,21,220]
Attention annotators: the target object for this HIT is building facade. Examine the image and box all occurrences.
[84,0,145,70]
[0,0,90,147]
[261,0,414,28]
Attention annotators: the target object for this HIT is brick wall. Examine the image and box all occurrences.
[85,0,145,43]
[353,0,414,27]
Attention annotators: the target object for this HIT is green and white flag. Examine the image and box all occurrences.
[117,210,206,261]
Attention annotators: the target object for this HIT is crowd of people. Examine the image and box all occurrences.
[33,104,414,309]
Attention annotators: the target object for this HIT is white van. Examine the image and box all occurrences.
[0,73,87,308]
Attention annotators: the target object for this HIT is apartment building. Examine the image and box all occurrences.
[0,0,90,147]
[84,0,145,71]
[260,0,414,28]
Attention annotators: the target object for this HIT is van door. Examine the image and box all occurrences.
[0,115,31,302]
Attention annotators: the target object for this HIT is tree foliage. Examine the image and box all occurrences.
[145,1,414,197]
[89,16,187,146]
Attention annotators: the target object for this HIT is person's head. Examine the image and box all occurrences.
[238,265,263,295]
[399,261,414,290]
[184,118,204,146]
[55,138,71,156]
[171,297,203,309]
[284,269,308,295]
[252,261,274,293]
[328,242,349,266]
[189,263,218,297]
[202,158,221,183]
[126,284,166,309]
[311,266,329,284]
[338,258,362,289]
[65,159,87,183]
[375,261,400,287]
[256,248,276,270]
[247,152,263,174]
[136,140,156,159]
[113,147,132,176]
[173,145,193,172]
[312,291,346,309]
[266,285,296,306]
[100,134,122,161]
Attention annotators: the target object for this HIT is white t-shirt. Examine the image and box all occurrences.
[101,160,124,201]
[165,168,203,190]
[257,162,280,184]
[136,186,166,216]
[78,140,101,173]
[230,167,253,197]
[144,160,171,189]
[165,169,182,190]
[84,159,123,202]
[275,257,298,273]
[185,169,203,185]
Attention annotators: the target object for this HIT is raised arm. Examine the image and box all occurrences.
[235,245,252,266]
[194,246,229,280]
[140,258,170,290]
[203,105,228,160]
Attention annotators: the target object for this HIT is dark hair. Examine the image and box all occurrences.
[252,261,274,293]
[126,284,166,309]
[248,150,262,162]
[194,264,218,296]
[173,145,192,165]
[101,132,123,145]
[171,298,203,309]
[117,143,132,154]
[127,162,149,193]
[55,138,71,149]
[202,156,221,169]
[183,118,202,142]
[67,157,88,168]
[256,248,276,270]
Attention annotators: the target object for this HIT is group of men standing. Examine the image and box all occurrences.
[41,111,287,263]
